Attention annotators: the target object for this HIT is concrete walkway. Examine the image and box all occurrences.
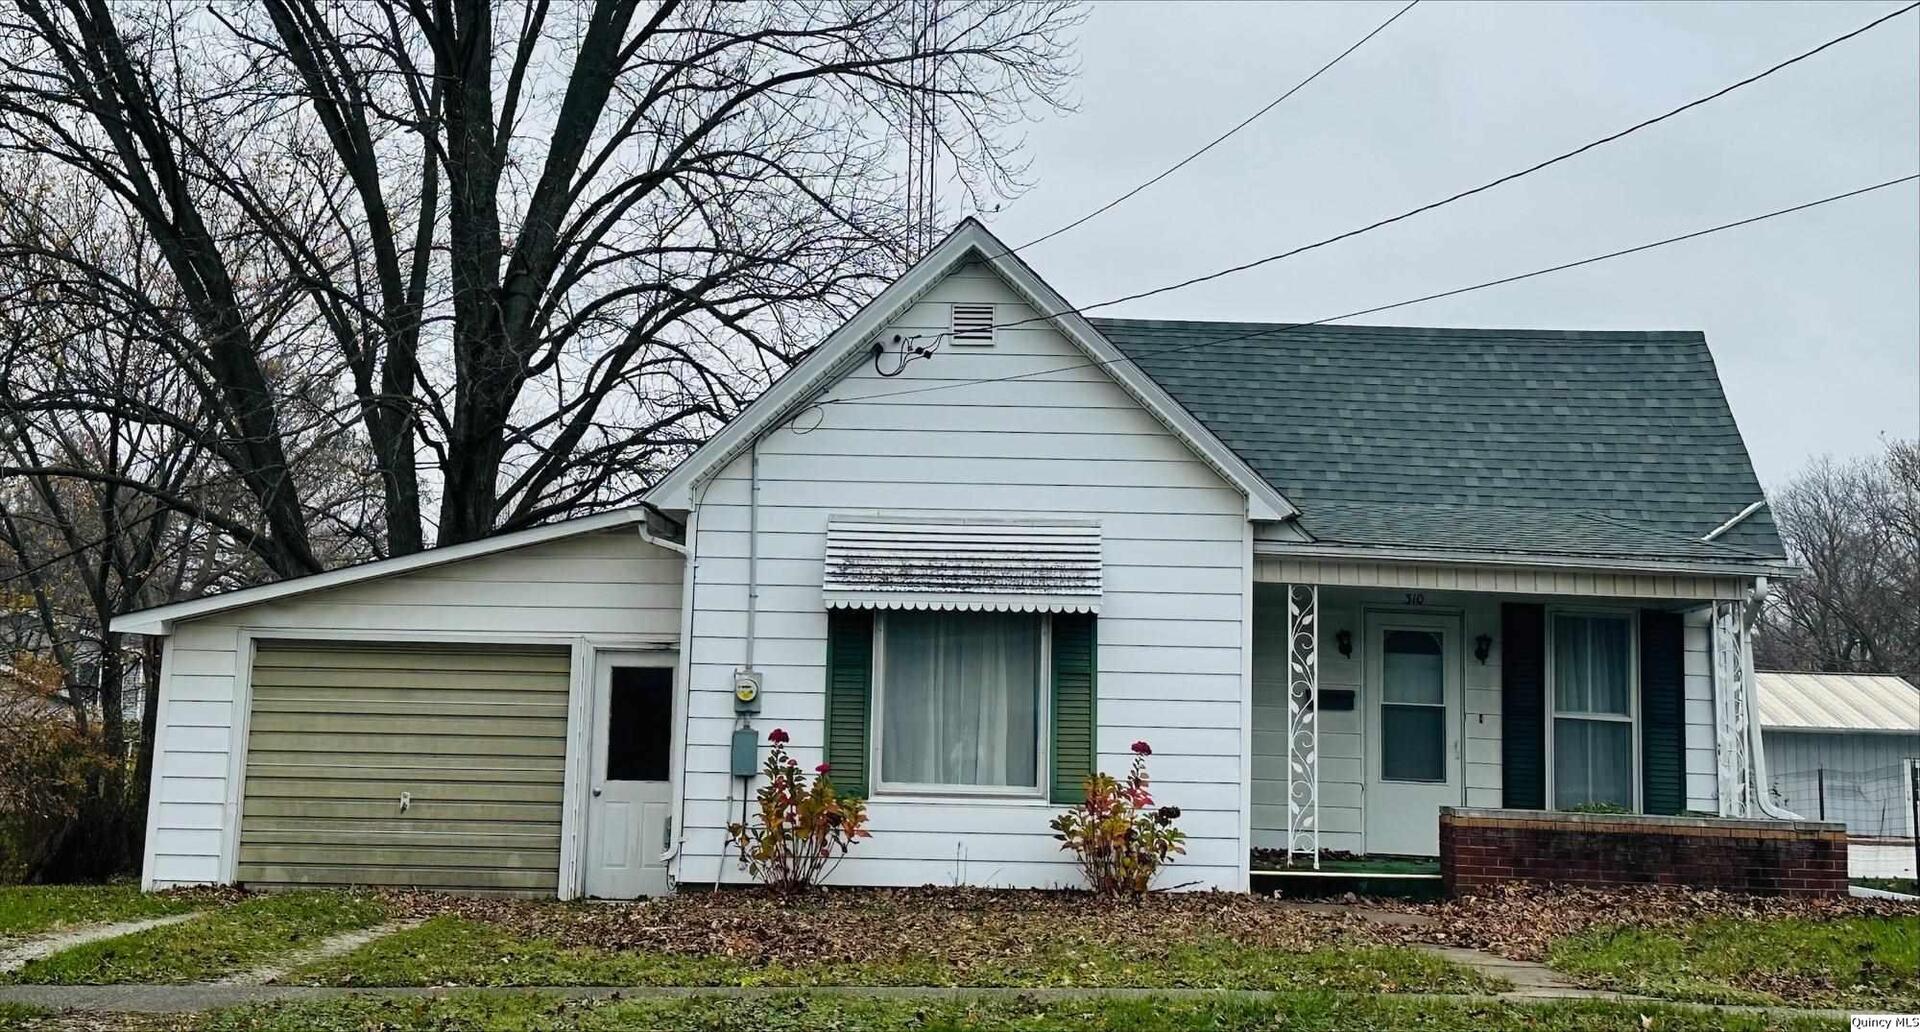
[218,919,423,986]
[1412,944,1609,1000]
[0,982,1854,1023]
[0,915,198,976]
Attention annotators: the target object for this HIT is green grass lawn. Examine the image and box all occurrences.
[0,884,200,941]
[35,991,1841,1032]
[1549,913,1920,1011]
[290,914,1495,994]
[3,891,388,985]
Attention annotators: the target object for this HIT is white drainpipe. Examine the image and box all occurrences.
[1740,577,1803,822]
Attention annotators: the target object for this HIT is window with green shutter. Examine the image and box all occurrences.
[823,610,1097,803]
[1638,610,1686,816]
[1050,613,1097,804]
[824,609,873,797]
[1501,603,1546,810]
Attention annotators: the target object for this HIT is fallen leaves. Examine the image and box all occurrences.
[383,880,1914,972]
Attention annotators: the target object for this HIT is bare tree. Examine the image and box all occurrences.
[1756,439,1920,682]
[0,0,1080,577]
[0,178,380,877]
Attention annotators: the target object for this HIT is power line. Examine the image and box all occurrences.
[990,0,1919,332]
[1010,0,1420,254]
[823,172,1917,409]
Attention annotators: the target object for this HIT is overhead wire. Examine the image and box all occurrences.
[985,0,1919,333]
[1008,0,1421,255]
[821,173,1919,409]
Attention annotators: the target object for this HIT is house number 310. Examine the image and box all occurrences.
[1404,592,1426,606]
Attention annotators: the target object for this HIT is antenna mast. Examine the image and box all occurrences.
[904,0,941,260]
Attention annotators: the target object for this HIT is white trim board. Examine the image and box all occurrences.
[642,218,1297,523]
[111,510,686,635]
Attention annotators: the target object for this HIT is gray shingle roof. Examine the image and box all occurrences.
[1093,319,1785,562]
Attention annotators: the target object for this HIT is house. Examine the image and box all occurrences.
[111,219,1799,899]
[1758,670,1919,840]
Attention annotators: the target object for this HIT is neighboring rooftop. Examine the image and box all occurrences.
[1757,671,1920,735]
[1096,319,1786,562]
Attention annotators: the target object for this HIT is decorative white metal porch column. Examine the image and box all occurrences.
[1285,584,1320,868]
[1711,600,1756,817]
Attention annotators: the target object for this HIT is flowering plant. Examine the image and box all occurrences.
[1049,740,1185,895]
[727,728,869,892]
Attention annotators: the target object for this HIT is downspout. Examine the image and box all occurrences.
[657,505,698,869]
[1740,577,1802,821]
[660,471,724,869]
[745,437,760,673]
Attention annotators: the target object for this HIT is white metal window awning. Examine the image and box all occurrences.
[822,518,1102,613]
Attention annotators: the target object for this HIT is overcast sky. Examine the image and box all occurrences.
[977,0,1919,488]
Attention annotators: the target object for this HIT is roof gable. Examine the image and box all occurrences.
[643,220,1296,521]
[1098,319,1787,561]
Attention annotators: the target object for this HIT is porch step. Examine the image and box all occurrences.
[1250,868,1444,901]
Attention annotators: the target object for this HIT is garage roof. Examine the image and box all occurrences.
[109,507,681,635]
[1756,671,1920,735]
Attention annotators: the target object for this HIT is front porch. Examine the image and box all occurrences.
[1250,558,1770,867]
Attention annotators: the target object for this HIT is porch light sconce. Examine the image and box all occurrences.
[1474,634,1493,665]
[1335,629,1352,658]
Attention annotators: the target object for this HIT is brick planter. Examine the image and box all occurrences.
[1439,807,1848,897]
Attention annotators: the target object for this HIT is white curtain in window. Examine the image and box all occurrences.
[1554,615,1630,715]
[1552,614,1633,808]
[882,612,1041,788]
[1555,719,1633,808]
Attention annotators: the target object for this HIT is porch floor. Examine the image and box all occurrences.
[1250,852,1443,899]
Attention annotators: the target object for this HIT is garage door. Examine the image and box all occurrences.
[238,641,571,894]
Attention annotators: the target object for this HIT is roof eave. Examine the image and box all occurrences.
[1255,540,1797,579]
[110,507,681,635]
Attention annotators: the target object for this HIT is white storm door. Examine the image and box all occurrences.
[1363,612,1463,856]
[584,651,676,898]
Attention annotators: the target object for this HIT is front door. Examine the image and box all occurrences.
[1363,611,1463,856]
[584,651,675,898]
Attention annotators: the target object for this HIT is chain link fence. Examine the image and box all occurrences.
[1768,760,1919,840]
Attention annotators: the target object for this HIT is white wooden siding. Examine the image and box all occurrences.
[142,530,684,890]
[682,262,1251,892]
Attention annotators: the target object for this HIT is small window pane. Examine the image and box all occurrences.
[606,666,672,782]
[1381,704,1445,782]
[1382,630,1444,705]
[1554,718,1632,809]
[882,611,1041,788]
[1554,615,1630,715]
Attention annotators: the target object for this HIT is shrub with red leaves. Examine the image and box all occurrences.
[726,730,868,892]
[1049,742,1186,895]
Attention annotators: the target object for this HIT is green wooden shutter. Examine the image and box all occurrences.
[824,609,873,798]
[1501,603,1547,810]
[1639,609,1686,816]
[1049,613,1098,804]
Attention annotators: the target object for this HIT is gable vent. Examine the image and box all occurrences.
[951,303,996,344]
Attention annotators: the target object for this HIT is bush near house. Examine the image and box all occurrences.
[727,728,869,892]
[1050,740,1186,894]
[0,690,118,884]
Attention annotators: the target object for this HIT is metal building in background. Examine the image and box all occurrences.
[1757,671,1920,840]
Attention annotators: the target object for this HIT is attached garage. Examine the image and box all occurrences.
[238,641,572,894]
